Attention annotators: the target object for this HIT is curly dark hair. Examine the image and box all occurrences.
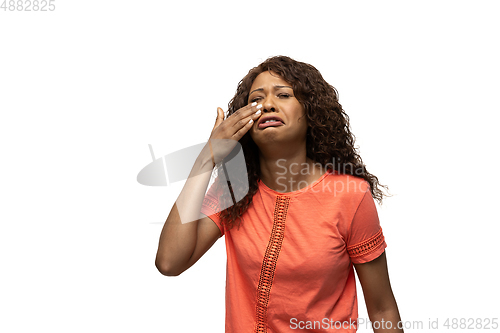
[212,55,388,231]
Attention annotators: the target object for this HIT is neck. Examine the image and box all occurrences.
[257,144,324,193]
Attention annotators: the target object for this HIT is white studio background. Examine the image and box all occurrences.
[1,1,498,332]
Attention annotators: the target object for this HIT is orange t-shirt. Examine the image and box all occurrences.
[201,169,387,332]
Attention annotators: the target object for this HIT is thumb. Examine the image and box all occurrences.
[212,107,224,130]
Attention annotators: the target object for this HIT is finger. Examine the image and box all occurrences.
[212,107,224,131]
[216,107,224,126]
[232,117,255,141]
[232,105,263,132]
[229,102,262,123]
[231,103,262,129]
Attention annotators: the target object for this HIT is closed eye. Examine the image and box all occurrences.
[249,93,292,103]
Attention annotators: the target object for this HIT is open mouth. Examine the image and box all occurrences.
[258,117,285,129]
[258,120,284,129]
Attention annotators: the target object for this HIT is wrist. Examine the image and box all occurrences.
[196,144,215,171]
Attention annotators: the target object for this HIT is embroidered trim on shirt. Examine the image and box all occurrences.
[202,196,219,213]
[255,196,291,333]
[347,228,385,258]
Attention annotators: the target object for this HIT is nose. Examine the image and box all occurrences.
[262,94,276,113]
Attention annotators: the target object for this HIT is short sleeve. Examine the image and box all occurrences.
[346,189,387,264]
[200,182,225,237]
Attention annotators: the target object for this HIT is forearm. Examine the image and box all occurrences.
[367,307,404,333]
[155,144,214,274]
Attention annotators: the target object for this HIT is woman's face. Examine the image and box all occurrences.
[248,71,308,149]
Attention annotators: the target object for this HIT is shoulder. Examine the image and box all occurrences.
[322,172,370,201]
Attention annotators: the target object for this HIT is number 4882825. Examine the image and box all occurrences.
[1,0,56,11]
[443,318,498,330]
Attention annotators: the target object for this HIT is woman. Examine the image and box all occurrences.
[155,56,403,332]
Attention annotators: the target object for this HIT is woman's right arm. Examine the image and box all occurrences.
[154,149,219,276]
[155,103,262,276]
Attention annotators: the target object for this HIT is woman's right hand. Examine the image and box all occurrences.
[207,102,262,165]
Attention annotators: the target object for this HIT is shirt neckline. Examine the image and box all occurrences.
[258,169,333,197]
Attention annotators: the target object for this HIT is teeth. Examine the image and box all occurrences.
[264,120,279,123]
